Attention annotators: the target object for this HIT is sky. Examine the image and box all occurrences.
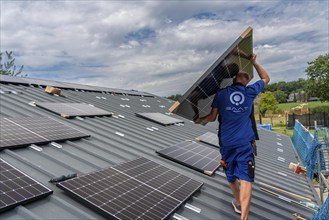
[1,0,328,96]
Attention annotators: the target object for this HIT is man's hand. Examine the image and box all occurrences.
[194,118,208,125]
[250,53,257,65]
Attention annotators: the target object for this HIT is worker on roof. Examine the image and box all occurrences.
[194,53,270,220]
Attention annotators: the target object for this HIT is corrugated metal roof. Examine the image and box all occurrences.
[0,77,320,220]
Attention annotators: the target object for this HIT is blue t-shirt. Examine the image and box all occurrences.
[211,80,264,147]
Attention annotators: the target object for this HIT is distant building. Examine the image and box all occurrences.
[287,91,319,102]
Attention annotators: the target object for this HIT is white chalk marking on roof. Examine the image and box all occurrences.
[29,144,43,152]
[277,172,288,177]
[115,132,125,137]
[185,203,201,213]
[276,142,283,146]
[151,127,159,130]
[215,171,226,177]
[29,101,36,106]
[118,115,125,118]
[277,157,285,162]
[278,195,292,203]
[173,213,189,220]
[277,148,283,152]
[75,116,84,120]
[146,127,154,131]
[88,104,95,107]
[51,142,62,149]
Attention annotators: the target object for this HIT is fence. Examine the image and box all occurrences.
[292,120,313,165]
[292,122,329,219]
[288,112,328,128]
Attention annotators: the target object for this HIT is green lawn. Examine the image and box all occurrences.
[254,101,329,114]
[276,101,329,112]
[255,101,328,138]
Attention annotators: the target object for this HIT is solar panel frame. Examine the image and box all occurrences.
[0,159,53,213]
[157,141,221,175]
[196,131,219,147]
[57,157,203,220]
[135,112,184,126]
[169,27,253,121]
[35,102,113,118]
[0,117,90,150]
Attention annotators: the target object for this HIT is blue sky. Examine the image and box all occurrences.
[1,0,328,96]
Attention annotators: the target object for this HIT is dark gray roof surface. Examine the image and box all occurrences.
[0,77,320,220]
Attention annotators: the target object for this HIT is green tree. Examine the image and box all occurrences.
[273,90,287,103]
[259,91,278,117]
[0,51,24,76]
[167,94,182,101]
[305,54,329,101]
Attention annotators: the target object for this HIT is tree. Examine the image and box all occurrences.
[273,90,287,103]
[259,91,278,117]
[0,51,24,76]
[167,94,182,101]
[305,54,329,101]
[264,78,307,96]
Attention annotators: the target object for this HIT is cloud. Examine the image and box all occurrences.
[1,0,328,96]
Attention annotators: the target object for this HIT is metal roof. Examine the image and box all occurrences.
[0,76,320,220]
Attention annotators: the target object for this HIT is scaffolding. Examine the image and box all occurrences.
[292,121,329,219]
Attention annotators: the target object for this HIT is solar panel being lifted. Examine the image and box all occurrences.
[57,157,203,220]
[169,27,253,121]
[35,102,112,118]
[0,159,53,213]
[0,117,90,150]
[135,112,184,126]
[196,131,219,147]
[157,141,221,175]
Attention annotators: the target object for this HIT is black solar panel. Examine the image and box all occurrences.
[0,117,90,150]
[169,27,253,121]
[57,157,203,220]
[157,141,221,175]
[35,102,112,118]
[0,159,53,213]
[196,132,219,147]
[135,112,184,126]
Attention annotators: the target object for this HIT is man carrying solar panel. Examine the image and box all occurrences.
[194,54,270,220]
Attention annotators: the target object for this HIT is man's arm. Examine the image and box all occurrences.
[250,54,270,85]
[194,108,218,125]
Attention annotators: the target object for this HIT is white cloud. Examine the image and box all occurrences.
[1,0,328,96]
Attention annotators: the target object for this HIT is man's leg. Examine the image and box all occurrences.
[240,180,252,220]
[229,180,240,205]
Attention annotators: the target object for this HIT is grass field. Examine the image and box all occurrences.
[256,101,328,137]
[276,101,329,112]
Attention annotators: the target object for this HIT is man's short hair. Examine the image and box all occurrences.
[234,71,250,82]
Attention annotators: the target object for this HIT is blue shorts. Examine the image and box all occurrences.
[220,143,255,183]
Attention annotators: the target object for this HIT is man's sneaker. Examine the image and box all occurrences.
[232,200,241,214]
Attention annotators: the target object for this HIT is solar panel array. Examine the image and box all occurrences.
[35,102,113,118]
[169,27,253,121]
[136,112,184,126]
[0,75,154,97]
[157,141,221,175]
[0,159,53,213]
[57,157,203,220]
[196,132,219,147]
[0,117,90,150]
